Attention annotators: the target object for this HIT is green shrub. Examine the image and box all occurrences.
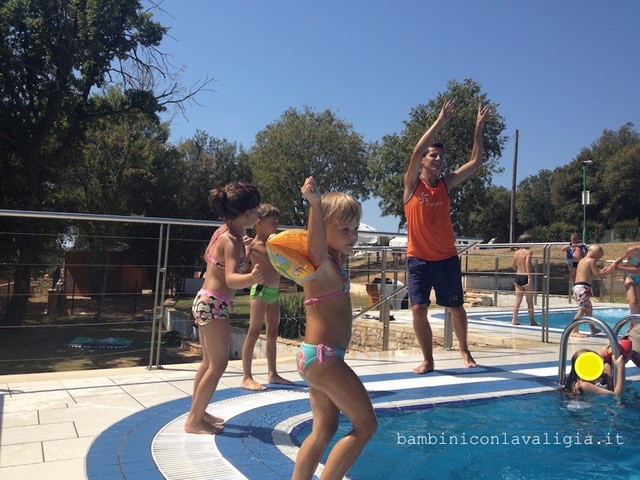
[279,292,306,339]
[614,219,639,241]
[528,222,573,243]
[585,221,605,243]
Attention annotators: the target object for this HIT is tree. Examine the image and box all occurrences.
[56,88,174,318]
[0,0,208,325]
[516,170,556,230]
[369,78,506,231]
[176,131,253,221]
[249,107,372,226]
[602,143,640,224]
[465,186,511,242]
[167,132,253,268]
[550,124,640,230]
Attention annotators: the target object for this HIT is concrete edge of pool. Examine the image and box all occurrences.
[87,336,639,480]
[2,305,636,479]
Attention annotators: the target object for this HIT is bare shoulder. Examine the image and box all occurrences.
[249,237,268,259]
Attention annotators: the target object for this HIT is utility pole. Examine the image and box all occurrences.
[582,159,594,243]
[509,129,519,243]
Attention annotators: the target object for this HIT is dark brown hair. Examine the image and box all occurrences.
[208,182,261,221]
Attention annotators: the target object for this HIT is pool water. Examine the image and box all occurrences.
[294,384,640,480]
[481,307,630,332]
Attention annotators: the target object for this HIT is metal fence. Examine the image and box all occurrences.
[0,209,631,375]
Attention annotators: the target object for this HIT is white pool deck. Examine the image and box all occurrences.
[1,305,637,480]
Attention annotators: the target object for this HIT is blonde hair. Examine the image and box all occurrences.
[320,192,362,225]
[588,244,603,256]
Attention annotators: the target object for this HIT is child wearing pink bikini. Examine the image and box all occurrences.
[184,182,265,435]
[292,176,377,480]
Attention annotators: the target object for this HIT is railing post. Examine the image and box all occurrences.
[541,245,551,342]
[380,248,390,351]
[493,257,499,307]
[443,307,453,350]
[148,223,171,370]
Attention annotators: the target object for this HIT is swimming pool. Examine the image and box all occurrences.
[473,306,630,332]
[293,384,640,479]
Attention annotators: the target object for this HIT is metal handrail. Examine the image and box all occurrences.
[613,314,640,335]
[557,316,620,389]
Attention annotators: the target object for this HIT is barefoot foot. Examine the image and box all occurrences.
[413,360,435,374]
[461,350,477,368]
[240,377,267,391]
[184,420,224,435]
[204,411,225,425]
[530,321,540,326]
[268,374,294,386]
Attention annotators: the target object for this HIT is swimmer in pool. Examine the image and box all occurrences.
[564,348,625,396]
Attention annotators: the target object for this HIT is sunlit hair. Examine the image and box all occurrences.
[320,192,362,225]
[588,244,603,256]
[208,182,261,221]
[258,203,280,220]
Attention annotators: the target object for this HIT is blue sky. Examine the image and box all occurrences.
[150,0,639,233]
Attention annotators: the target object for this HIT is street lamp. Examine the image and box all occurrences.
[582,160,594,243]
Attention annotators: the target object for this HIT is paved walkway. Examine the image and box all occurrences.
[1,306,635,479]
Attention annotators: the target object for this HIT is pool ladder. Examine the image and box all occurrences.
[558,314,640,389]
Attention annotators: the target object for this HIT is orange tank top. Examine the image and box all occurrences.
[404,178,457,261]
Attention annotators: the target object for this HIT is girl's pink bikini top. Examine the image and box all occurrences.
[304,254,350,305]
[205,226,249,271]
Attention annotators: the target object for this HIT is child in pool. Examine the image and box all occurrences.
[564,348,625,396]
[184,182,265,435]
[292,176,377,480]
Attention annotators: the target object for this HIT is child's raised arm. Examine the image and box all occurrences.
[301,176,326,268]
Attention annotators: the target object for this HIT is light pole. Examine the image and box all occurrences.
[582,160,594,243]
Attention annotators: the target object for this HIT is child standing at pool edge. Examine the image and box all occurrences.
[293,176,377,480]
[241,204,293,390]
[571,244,612,337]
[184,182,265,435]
[511,233,539,326]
